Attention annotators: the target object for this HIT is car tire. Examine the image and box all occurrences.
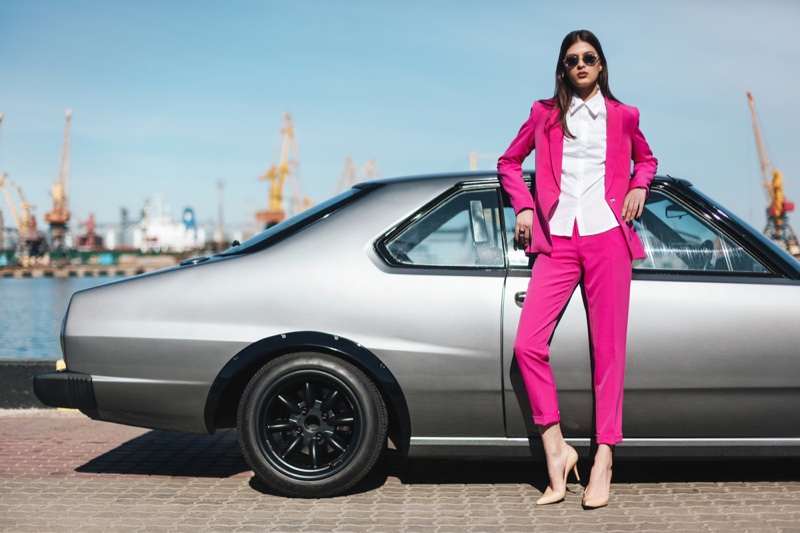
[237,352,388,498]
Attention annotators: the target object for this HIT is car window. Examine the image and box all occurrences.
[499,185,769,274]
[383,188,505,268]
[634,191,768,273]
[218,187,370,256]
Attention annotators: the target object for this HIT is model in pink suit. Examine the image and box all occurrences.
[497,30,657,509]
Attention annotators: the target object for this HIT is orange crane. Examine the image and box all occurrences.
[334,157,382,194]
[0,172,45,261]
[44,109,72,249]
[747,91,799,255]
[469,151,501,171]
[0,173,27,237]
[335,156,358,194]
[256,113,312,227]
[360,159,381,181]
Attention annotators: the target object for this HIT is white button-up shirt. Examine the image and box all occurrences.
[549,91,618,237]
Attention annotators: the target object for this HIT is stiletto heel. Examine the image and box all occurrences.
[536,445,579,505]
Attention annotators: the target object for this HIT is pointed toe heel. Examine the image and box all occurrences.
[536,445,579,506]
[582,468,612,510]
[536,487,566,506]
[581,494,609,510]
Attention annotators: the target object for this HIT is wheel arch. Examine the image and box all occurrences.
[204,331,411,455]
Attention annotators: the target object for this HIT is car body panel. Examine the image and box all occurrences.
[35,171,800,459]
[503,276,800,439]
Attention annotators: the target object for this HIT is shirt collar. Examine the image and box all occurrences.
[569,89,605,118]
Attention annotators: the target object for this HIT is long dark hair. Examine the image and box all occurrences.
[547,29,619,138]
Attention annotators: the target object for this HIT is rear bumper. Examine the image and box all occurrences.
[33,370,98,413]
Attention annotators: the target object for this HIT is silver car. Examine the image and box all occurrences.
[34,172,800,498]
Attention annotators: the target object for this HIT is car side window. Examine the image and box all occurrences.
[634,191,768,273]
[383,189,505,268]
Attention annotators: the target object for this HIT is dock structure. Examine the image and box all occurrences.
[0,257,178,278]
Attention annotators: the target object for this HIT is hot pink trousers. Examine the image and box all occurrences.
[514,224,632,445]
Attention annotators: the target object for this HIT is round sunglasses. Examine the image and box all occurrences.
[563,52,599,69]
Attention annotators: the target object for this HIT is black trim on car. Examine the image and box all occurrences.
[33,370,98,415]
[631,272,798,284]
[204,331,411,455]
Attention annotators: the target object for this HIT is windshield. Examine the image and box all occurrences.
[218,187,371,256]
[691,186,800,266]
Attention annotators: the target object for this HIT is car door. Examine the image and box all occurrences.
[502,184,800,439]
[500,193,595,439]
[375,184,508,438]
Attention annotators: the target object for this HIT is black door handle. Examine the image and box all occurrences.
[514,291,526,307]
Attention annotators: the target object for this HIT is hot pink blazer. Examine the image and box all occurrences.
[498,98,657,260]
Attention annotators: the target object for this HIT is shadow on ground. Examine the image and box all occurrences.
[77,428,800,495]
[76,428,249,478]
[349,452,800,496]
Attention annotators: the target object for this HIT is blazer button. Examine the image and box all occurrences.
[610,198,616,203]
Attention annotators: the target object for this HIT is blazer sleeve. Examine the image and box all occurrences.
[497,103,538,214]
[628,108,658,195]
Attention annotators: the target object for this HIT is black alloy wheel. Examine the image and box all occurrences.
[238,352,387,498]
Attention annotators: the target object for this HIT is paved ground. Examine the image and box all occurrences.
[1,410,799,533]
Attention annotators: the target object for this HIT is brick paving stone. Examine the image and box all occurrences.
[2,410,800,532]
[598,523,641,531]
[667,521,706,530]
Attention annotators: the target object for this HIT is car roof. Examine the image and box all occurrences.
[358,171,693,189]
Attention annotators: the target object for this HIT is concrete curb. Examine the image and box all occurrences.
[0,358,58,408]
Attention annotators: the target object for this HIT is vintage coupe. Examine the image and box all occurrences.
[34,172,800,497]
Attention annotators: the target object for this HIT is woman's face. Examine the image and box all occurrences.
[563,40,602,98]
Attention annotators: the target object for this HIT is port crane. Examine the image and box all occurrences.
[76,213,99,250]
[469,151,501,171]
[0,172,45,262]
[336,156,357,194]
[0,116,44,261]
[334,157,382,194]
[44,109,72,250]
[747,91,799,255]
[256,113,312,227]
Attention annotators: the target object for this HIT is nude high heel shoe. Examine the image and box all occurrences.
[536,445,580,505]
[581,468,612,509]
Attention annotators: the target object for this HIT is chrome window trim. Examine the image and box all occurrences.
[375,183,508,272]
[409,436,800,458]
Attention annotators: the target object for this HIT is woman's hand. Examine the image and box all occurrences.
[515,209,533,247]
[622,187,647,223]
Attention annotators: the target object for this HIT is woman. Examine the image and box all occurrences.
[497,29,657,509]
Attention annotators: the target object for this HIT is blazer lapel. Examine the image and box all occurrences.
[548,117,564,190]
[605,98,621,192]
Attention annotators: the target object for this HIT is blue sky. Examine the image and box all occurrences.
[1,0,798,232]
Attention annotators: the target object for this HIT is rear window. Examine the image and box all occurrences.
[218,186,373,256]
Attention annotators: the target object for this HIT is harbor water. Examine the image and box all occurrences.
[0,276,119,360]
